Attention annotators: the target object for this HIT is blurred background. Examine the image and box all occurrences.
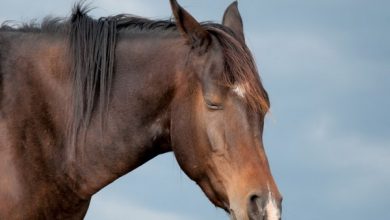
[1,0,389,219]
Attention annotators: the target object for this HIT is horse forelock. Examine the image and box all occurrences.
[204,25,270,115]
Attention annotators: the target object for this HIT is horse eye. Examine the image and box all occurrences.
[205,100,223,110]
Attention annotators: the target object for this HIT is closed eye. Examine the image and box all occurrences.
[205,100,223,110]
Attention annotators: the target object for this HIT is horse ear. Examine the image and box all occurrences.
[169,0,211,53]
[222,1,245,44]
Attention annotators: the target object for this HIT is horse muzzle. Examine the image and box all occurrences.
[229,192,282,220]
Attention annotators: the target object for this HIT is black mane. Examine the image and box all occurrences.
[68,5,117,144]
[66,5,181,144]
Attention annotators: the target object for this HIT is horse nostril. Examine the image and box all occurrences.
[248,194,267,220]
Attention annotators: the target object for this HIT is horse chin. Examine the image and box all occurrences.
[229,210,237,220]
[227,208,245,220]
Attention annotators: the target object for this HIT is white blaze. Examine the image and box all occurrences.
[232,84,246,98]
[265,191,281,220]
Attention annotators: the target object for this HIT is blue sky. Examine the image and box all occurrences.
[2,0,389,219]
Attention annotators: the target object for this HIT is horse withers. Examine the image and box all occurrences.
[0,0,282,219]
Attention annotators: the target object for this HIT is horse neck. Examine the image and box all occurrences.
[65,32,188,198]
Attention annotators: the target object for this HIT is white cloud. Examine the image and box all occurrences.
[302,112,390,168]
[300,113,390,206]
[85,195,193,220]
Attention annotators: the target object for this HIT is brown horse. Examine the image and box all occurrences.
[0,0,282,219]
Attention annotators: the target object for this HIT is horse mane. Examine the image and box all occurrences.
[0,17,66,33]
[67,5,117,144]
[1,3,270,144]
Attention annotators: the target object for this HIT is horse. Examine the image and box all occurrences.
[0,0,282,219]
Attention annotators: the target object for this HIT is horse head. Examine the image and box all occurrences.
[169,1,282,219]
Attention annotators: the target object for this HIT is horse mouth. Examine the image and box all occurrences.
[227,203,281,220]
[229,212,280,220]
